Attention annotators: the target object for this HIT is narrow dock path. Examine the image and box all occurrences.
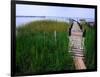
[69,21,86,70]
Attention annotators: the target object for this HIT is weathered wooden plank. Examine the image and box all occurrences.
[68,21,86,70]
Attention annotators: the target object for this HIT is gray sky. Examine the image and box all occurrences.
[16,4,95,19]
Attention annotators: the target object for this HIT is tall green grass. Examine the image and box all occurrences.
[81,23,96,69]
[16,20,74,74]
[84,28,96,69]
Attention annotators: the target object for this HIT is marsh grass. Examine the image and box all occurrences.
[16,20,74,74]
[82,22,96,69]
[85,28,96,69]
[16,20,96,74]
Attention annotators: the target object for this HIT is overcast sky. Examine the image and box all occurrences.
[16,4,95,19]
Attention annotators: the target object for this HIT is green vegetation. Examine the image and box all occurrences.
[82,22,96,69]
[16,20,74,74]
[17,20,70,32]
[16,20,96,74]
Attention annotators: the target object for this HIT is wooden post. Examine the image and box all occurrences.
[54,30,56,43]
[44,32,45,47]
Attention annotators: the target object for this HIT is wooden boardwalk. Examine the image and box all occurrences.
[69,21,86,70]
